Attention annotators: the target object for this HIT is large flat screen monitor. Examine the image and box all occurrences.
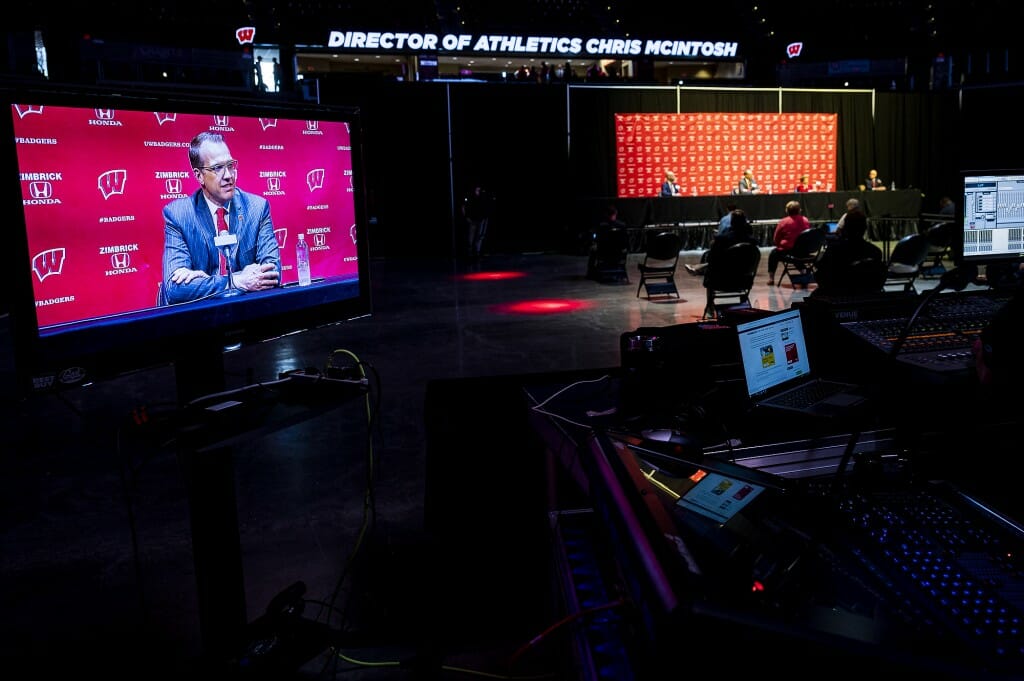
[958,170,1024,270]
[2,86,372,398]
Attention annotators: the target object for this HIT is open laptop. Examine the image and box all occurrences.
[823,221,841,240]
[735,308,868,418]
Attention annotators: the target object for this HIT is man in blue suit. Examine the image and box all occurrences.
[162,132,280,304]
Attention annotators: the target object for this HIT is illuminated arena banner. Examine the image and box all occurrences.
[615,113,838,198]
[327,31,740,60]
[12,104,358,328]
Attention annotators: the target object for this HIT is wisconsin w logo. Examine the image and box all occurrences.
[32,248,66,281]
[306,168,325,192]
[236,26,255,44]
[14,104,43,118]
[98,170,128,199]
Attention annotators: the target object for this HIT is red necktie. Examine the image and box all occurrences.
[216,207,228,276]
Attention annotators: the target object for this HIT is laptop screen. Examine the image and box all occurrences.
[735,308,813,398]
[825,221,840,234]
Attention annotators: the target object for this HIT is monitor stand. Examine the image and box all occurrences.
[172,341,244,666]
[174,341,227,404]
[168,341,367,669]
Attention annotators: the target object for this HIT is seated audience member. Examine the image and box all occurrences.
[766,200,811,285]
[685,203,740,276]
[737,169,760,194]
[715,202,739,239]
[809,209,883,297]
[689,209,758,280]
[661,170,681,197]
[795,174,812,193]
[938,195,955,216]
[863,168,886,191]
[586,204,628,278]
[835,197,861,231]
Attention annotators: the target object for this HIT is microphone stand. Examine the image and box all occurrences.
[214,231,243,299]
[888,265,978,358]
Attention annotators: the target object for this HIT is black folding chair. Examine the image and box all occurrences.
[884,232,930,291]
[636,231,682,298]
[703,241,761,319]
[590,227,630,284]
[775,227,826,289]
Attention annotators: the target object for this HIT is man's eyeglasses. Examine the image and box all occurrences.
[198,160,239,176]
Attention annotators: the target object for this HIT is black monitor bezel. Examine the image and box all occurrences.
[1,84,372,398]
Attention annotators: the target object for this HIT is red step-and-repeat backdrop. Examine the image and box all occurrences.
[615,113,838,198]
[12,103,360,328]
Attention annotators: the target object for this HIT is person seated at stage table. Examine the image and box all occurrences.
[766,200,811,285]
[808,209,883,297]
[862,168,886,191]
[661,170,681,197]
[736,169,760,194]
[795,174,813,193]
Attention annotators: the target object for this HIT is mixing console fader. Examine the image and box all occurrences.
[840,289,1012,375]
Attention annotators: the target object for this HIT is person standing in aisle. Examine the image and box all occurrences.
[462,183,495,260]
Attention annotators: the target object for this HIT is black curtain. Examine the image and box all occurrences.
[318,78,453,258]
[875,90,961,212]
[568,86,678,201]
[957,84,1024,172]
[781,91,873,192]
[449,83,569,254]
[678,89,778,113]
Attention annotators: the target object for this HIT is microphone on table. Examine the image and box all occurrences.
[214,230,243,298]
[889,264,979,357]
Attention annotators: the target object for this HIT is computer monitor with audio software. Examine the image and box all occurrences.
[958,170,1024,270]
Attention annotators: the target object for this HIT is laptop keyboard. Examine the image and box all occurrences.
[765,380,847,408]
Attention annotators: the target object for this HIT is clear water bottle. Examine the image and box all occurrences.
[890,180,895,191]
[295,233,311,286]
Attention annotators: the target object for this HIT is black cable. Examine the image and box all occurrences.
[319,352,379,637]
[115,425,150,631]
[829,428,863,493]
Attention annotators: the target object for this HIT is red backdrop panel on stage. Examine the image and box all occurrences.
[615,113,837,198]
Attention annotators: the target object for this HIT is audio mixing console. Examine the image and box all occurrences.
[841,289,1012,375]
